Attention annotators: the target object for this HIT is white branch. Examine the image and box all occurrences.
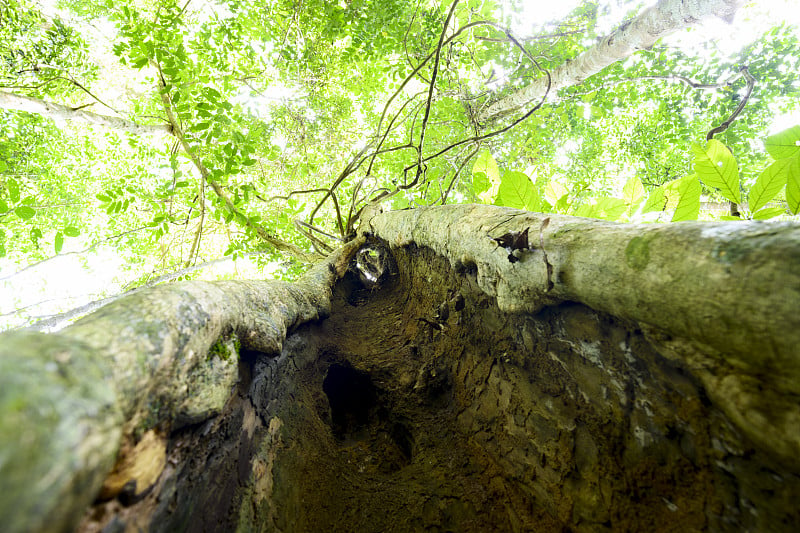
[478,0,745,121]
[0,90,172,135]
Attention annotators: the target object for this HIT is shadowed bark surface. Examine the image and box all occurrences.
[79,239,799,532]
[2,205,798,532]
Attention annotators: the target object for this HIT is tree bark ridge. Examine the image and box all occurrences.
[368,204,800,468]
[0,242,360,533]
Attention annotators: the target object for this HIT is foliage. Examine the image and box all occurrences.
[484,125,800,221]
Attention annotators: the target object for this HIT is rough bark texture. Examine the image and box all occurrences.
[2,205,799,532]
[0,245,356,533]
[478,0,745,121]
[0,91,172,135]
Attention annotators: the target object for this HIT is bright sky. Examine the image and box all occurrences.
[2,0,799,331]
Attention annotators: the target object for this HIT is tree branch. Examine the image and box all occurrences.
[0,90,172,135]
[153,69,321,263]
[478,0,746,121]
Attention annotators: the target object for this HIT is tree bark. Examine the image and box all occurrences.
[0,243,357,533]
[0,91,172,135]
[478,0,745,121]
[2,205,799,532]
[367,205,800,467]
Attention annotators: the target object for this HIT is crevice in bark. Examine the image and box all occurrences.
[77,239,800,532]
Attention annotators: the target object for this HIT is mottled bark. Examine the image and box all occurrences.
[478,0,745,121]
[0,91,172,135]
[0,244,356,533]
[2,205,799,532]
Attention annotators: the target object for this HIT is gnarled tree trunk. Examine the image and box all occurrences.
[1,205,798,532]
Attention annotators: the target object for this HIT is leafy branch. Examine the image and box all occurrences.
[300,6,553,240]
[153,64,321,264]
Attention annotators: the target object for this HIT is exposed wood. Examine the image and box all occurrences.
[368,204,800,469]
[77,221,800,531]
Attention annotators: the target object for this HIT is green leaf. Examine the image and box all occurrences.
[691,139,741,203]
[496,170,538,210]
[752,206,786,220]
[132,56,149,69]
[786,156,800,215]
[622,176,645,207]
[14,205,35,220]
[0,199,8,213]
[749,158,791,213]
[55,232,64,254]
[96,193,111,202]
[544,180,569,207]
[572,202,595,218]
[202,86,222,102]
[765,125,800,160]
[7,178,20,203]
[670,175,701,222]
[719,215,742,221]
[472,171,490,196]
[64,226,80,237]
[473,150,499,202]
[0,160,7,172]
[642,186,667,214]
[392,196,409,209]
[594,197,627,221]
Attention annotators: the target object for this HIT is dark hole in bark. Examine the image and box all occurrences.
[340,271,373,307]
[322,363,414,472]
[390,420,414,461]
[323,363,377,439]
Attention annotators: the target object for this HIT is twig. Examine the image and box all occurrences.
[0,225,153,282]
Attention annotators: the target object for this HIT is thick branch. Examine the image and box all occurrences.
[0,242,361,533]
[479,0,745,121]
[0,90,172,135]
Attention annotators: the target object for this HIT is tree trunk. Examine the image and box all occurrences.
[0,91,172,135]
[478,0,745,121]
[2,205,799,532]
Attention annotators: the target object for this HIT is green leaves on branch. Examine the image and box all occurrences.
[765,125,800,160]
[51,225,79,254]
[96,186,134,215]
[691,139,741,204]
[689,127,800,219]
[478,127,800,222]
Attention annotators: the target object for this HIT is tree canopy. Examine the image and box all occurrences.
[1,0,799,329]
